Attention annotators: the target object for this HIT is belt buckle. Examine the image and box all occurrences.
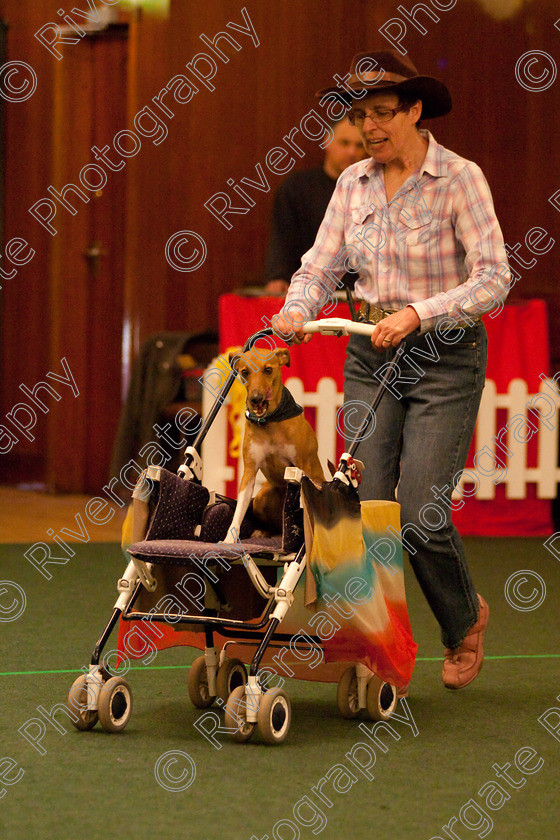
[359,301,396,325]
[359,302,385,325]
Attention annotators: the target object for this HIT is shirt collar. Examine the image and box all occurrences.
[353,130,447,181]
[418,130,447,178]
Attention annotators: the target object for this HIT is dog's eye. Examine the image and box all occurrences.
[239,368,249,378]
[264,367,273,374]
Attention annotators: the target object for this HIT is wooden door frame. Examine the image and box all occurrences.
[46,23,129,494]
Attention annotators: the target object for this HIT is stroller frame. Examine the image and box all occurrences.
[68,319,406,744]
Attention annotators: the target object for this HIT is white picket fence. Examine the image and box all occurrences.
[201,371,560,501]
[459,377,560,500]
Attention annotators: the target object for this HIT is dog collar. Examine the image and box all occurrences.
[245,386,303,425]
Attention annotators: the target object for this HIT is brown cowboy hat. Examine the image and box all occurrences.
[316,50,452,119]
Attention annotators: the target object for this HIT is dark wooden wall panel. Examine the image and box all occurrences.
[0,0,58,480]
[123,12,172,358]
[160,0,377,337]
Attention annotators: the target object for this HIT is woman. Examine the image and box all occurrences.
[272,49,511,691]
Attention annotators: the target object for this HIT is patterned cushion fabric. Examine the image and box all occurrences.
[130,468,299,568]
[199,502,234,542]
[128,537,284,566]
[145,469,209,541]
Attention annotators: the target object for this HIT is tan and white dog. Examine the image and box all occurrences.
[223,347,325,543]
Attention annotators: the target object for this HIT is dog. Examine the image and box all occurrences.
[222,346,325,543]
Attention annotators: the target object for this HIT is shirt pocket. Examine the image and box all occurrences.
[346,203,386,268]
[395,207,433,275]
[351,203,376,226]
[398,204,432,237]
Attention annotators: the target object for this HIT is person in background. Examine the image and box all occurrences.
[264,116,367,295]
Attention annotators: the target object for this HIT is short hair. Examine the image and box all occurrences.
[397,92,421,109]
[397,92,423,127]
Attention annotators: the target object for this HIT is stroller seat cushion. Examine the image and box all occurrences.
[128,535,286,566]
[199,498,273,543]
[199,502,234,542]
[146,471,210,541]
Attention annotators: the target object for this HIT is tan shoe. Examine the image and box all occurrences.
[442,595,489,690]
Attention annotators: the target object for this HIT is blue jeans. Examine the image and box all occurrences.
[343,323,488,649]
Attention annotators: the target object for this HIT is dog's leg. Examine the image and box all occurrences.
[252,482,286,533]
[302,455,326,487]
[222,471,255,544]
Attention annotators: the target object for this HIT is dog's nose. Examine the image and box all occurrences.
[249,393,265,407]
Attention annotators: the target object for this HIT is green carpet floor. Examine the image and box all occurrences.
[1,538,559,840]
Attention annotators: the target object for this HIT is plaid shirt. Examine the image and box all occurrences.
[285,131,510,332]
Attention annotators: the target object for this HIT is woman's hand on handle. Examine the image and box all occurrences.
[272,308,312,345]
[371,306,421,352]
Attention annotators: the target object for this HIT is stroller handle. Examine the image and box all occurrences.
[302,318,375,337]
[181,318,399,480]
[241,319,375,351]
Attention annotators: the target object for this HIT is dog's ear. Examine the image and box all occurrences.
[275,348,291,368]
[228,351,242,372]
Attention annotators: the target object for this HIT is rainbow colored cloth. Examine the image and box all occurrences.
[301,477,417,688]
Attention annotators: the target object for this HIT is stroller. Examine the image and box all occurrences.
[67,318,417,745]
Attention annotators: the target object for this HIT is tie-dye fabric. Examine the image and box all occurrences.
[301,477,417,688]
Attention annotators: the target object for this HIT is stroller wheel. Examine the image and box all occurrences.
[224,685,255,742]
[366,675,397,721]
[336,667,363,719]
[97,676,133,733]
[187,655,217,708]
[67,675,99,731]
[257,689,291,745]
[216,658,247,705]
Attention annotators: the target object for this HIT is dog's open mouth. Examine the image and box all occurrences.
[249,399,269,418]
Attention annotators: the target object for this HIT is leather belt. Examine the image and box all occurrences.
[358,301,398,324]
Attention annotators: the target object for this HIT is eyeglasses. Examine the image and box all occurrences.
[348,106,405,126]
